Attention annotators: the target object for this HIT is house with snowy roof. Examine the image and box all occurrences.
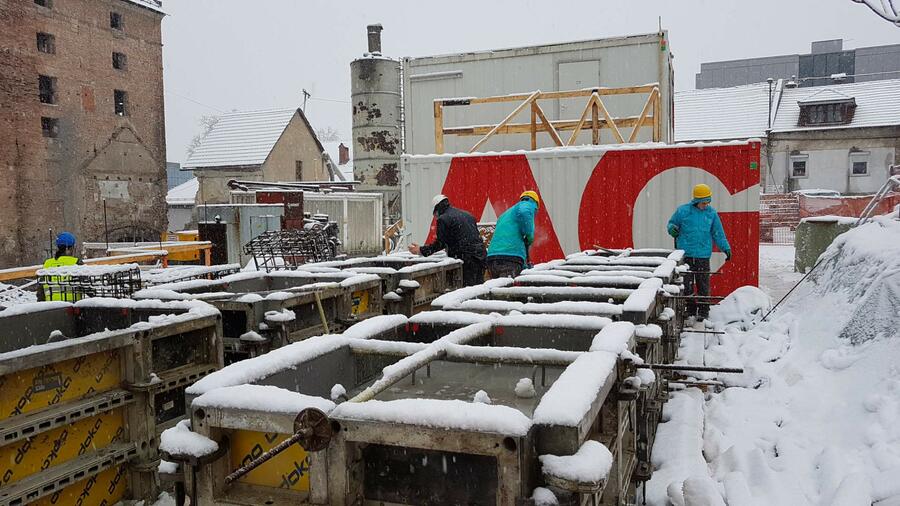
[676,78,900,194]
[183,108,339,203]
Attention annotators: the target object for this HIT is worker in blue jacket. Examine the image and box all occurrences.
[667,184,732,321]
[486,191,539,278]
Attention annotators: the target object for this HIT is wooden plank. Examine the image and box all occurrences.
[530,103,537,150]
[593,93,625,144]
[653,89,661,142]
[533,102,564,147]
[107,243,211,255]
[433,101,444,154]
[592,101,600,145]
[443,116,645,136]
[627,87,657,143]
[565,95,598,146]
[0,253,168,282]
[468,90,540,153]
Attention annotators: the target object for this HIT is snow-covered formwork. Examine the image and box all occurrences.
[301,253,463,316]
[133,270,383,364]
[0,298,223,506]
[164,313,661,505]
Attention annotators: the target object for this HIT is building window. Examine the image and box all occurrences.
[798,100,855,127]
[790,155,808,178]
[41,117,59,138]
[112,52,127,70]
[295,160,303,180]
[114,89,128,116]
[34,0,52,8]
[36,32,55,54]
[850,152,869,176]
[110,12,123,30]
[38,75,57,104]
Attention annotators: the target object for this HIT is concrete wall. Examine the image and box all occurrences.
[696,55,799,89]
[168,205,193,232]
[0,0,165,267]
[769,127,900,194]
[261,113,328,182]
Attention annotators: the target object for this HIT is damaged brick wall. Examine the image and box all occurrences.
[0,0,166,267]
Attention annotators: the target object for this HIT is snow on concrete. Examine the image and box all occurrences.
[342,314,407,340]
[397,257,462,274]
[187,334,346,395]
[636,324,664,340]
[646,216,900,505]
[398,279,421,290]
[533,351,618,426]
[493,286,635,299]
[432,278,513,308]
[239,331,265,342]
[0,300,70,317]
[157,460,178,474]
[496,313,611,330]
[473,390,492,404]
[589,322,635,354]
[531,487,559,506]
[540,440,613,484]
[444,343,581,364]
[159,420,218,458]
[515,378,536,398]
[409,310,494,325]
[264,309,296,322]
[332,398,532,436]
[234,293,264,303]
[457,299,623,316]
[623,278,663,313]
[192,384,334,414]
[0,283,37,307]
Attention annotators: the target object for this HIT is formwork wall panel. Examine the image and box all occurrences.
[30,464,129,506]
[229,430,311,491]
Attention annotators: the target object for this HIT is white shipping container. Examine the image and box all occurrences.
[402,32,675,155]
[304,192,384,256]
[401,141,762,295]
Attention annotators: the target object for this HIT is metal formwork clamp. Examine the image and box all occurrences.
[223,407,335,486]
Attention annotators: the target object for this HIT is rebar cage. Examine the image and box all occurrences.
[244,224,341,273]
[37,264,143,301]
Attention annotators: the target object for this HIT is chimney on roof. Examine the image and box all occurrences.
[338,143,350,165]
[367,24,383,54]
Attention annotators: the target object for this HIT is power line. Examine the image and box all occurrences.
[309,96,350,104]
[164,89,227,113]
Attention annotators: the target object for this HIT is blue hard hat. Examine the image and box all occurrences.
[56,232,76,248]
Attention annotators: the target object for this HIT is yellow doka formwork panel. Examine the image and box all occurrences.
[0,350,121,419]
[1,409,125,487]
[229,430,310,491]
[351,290,370,316]
[31,464,128,506]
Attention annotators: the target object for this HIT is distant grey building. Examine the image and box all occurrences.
[166,161,191,190]
[696,39,900,89]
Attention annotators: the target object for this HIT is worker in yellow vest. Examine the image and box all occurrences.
[40,232,83,301]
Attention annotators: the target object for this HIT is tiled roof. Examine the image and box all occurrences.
[772,79,900,132]
[183,109,298,170]
[674,82,771,142]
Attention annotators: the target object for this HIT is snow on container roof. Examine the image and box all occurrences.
[192,384,335,415]
[183,108,298,169]
[674,82,771,142]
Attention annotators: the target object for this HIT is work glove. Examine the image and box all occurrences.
[725,250,732,262]
[668,225,679,238]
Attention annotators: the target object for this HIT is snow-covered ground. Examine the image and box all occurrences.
[647,218,900,505]
[758,244,802,302]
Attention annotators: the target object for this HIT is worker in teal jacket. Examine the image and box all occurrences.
[667,184,732,321]
[486,191,539,278]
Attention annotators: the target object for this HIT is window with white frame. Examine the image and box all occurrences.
[790,154,809,178]
[849,151,869,176]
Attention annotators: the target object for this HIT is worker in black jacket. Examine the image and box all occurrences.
[409,194,486,286]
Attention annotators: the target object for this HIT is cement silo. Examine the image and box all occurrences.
[350,24,402,223]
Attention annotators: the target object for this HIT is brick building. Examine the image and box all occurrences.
[0,0,166,268]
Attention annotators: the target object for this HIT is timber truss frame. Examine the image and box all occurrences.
[433,84,661,154]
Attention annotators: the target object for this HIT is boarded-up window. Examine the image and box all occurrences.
[114,89,128,116]
[113,52,127,70]
[110,12,123,30]
[41,117,59,138]
[295,160,303,180]
[39,75,56,104]
[37,32,55,54]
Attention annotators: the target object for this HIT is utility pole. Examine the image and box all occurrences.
[302,89,311,112]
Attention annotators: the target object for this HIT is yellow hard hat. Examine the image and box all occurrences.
[520,190,540,206]
[693,184,712,200]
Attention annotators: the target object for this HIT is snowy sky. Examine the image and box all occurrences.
[161,0,900,164]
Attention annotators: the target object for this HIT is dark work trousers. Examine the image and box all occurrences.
[487,256,525,279]
[461,255,486,287]
[684,257,711,319]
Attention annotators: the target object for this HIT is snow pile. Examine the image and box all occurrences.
[159,420,218,458]
[540,440,613,484]
[515,378,536,398]
[647,215,900,505]
[708,286,771,329]
[264,309,296,323]
[531,487,559,506]
[239,331,265,342]
[342,314,406,340]
[234,293,264,303]
[473,390,492,404]
[330,384,346,402]
[332,398,531,436]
